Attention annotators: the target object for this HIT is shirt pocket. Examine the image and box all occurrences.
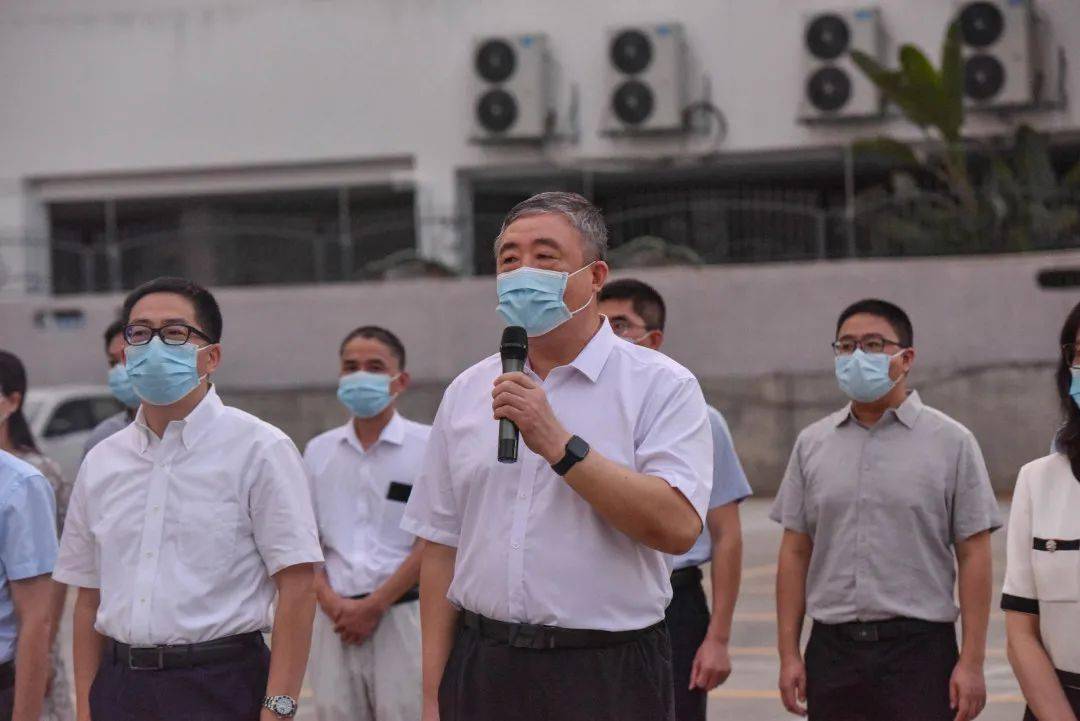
[378,482,415,548]
[176,501,239,571]
[1031,539,1080,602]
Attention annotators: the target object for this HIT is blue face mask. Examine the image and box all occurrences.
[834,349,903,403]
[338,371,399,419]
[107,364,140,409]
[1070,368,1080,409]
[125,337,210,406]
[496,263,594,337]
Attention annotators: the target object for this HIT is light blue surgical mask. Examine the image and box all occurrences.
[496,263,594,337]
[338,371,399,419]
[125,337,210,406]
[107,364,140,409]
[834,349,904,403]
[1070,368,1080,409]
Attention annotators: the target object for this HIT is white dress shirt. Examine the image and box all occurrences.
[53,387,323,645]
[304,413,430,597]
[1002,452,1080,673]
[402,320,713,631]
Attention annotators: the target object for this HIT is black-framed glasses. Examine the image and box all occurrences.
[124,323,213,347]
[609,318,651,339]
[832,334,904,356]
[1063,343,1080,368]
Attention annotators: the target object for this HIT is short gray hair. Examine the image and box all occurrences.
[494,191,609,262]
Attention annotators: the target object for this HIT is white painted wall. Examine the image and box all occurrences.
[1,0,1078,292]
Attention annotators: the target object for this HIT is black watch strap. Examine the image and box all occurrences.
[552,436,590,476]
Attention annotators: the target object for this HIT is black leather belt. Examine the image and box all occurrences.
[460,610,662,650]
[815,618,952,643]
[104,631,263,671]
[350,587,419,605]
[670,565,703,589]
[0,660,12,690]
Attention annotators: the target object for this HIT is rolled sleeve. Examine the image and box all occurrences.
[1,474,59,582]
[249,439,324,576]
[53,469,98,588]
[770,437,809,534]
[952,431,1003,542]
[707,407,752,508]
[634,377,714,522]
[402,396,461,547]
[1001,468,1038,614]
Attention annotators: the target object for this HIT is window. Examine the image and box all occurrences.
[48,186,416,294]
[44,400,96,437]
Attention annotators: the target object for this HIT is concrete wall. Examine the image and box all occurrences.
[2,249,1076,492]
[2,0,1079,290]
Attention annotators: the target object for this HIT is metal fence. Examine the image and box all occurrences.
[3,191,1078,295]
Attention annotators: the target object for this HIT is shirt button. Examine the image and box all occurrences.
[145,552,153,558]
[140,598,147,604]
[518,492,527,500]
[512,542,521,550]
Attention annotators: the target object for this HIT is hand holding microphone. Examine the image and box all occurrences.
[494,327,571,465]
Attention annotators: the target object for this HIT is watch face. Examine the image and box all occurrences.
[567,435,589,460]
[272,698,296,715]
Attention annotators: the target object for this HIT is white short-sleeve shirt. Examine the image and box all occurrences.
[1002,453,1080,673]
[304,414,430,597]
[53,387,323,645]
[402,320,714,631]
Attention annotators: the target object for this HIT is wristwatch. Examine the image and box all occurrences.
[263,695,298,718]
[551,435,590,476]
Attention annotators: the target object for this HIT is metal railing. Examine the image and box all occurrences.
[3,192,1078,295]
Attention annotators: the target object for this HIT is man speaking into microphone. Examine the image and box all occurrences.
[402,191,714,721]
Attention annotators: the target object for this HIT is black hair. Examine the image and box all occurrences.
[1055,301,1080,477]
[104,318,126,350]
[836,298,913,348]
[0,350,39,454]
[122,277,223,344]
[598,278,667,331]
[340,326,406,370]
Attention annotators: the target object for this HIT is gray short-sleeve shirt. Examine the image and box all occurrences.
[770,391,1002,624]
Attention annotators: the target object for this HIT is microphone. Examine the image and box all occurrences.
[498,326,528,464]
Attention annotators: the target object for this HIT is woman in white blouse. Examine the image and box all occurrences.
[1002,300,1080,721]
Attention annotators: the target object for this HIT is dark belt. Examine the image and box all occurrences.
[0,660,12,690]
[670,565,703,589]
[814,618,952,643]
[350,587,419,605]
[460,610,662,650]
[1060,668,1080,691]
[104,631,263,671]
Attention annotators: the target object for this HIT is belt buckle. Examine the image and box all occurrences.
[128,645,165,671]
[508,623,541,649]
[853,625,879,642]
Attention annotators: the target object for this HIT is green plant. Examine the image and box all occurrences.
[849,22,1080,253]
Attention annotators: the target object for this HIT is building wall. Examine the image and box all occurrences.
[2,0,1079,291]
[2,249,1075,492]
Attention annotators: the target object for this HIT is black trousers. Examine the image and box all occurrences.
[1023,669,1080,720]
[88,637,271,721]
[665,573,710,721]
[0,661,14,721]
[438,619,675,721]
[805,620,958,721]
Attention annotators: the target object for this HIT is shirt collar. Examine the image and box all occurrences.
[833,390,924,429]
[134,385,225,453]
[341,412,405,454]
[565,316,618,383]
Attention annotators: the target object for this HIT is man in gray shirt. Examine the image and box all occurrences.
[772,299,1001,721]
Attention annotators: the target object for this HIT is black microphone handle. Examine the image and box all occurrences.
[498,357,525,463]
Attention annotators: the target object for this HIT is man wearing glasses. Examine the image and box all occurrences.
[53,276,322,721]
[771,299,1000,721]
[598,279,751,721]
